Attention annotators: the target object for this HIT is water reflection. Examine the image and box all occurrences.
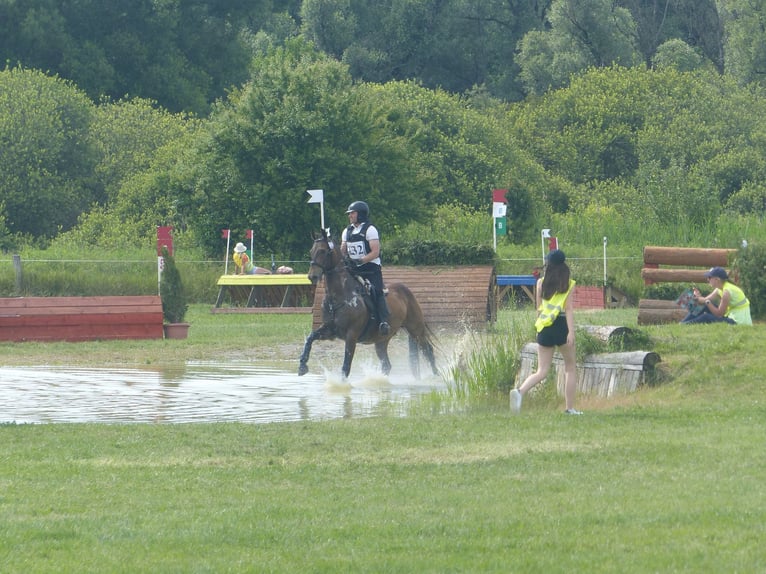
[0,360,446,424]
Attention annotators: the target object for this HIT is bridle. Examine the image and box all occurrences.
[309,237,342,277]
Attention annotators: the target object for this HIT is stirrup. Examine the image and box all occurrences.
[379,322,390,335]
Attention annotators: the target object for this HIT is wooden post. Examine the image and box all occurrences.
[12,254,22,294]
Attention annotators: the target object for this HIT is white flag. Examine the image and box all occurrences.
[306,189,324,203]
[541,228,551,238]
[493,202,507,217]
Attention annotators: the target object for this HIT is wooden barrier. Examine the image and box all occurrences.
[639,246,737,324]
[496,276,607,310]
[312,266,496,331]
[637,299,687,325]
[516,342,661,397]
[0,296,164,342]
[213,274,315,313]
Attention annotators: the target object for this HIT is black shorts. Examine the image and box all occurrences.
[536,314,568,347]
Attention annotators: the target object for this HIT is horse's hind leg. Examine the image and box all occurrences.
[423,341,438,375]
[374,341,392,376]
[408,336,421,379]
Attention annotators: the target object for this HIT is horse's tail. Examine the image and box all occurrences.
[392,283,438,375]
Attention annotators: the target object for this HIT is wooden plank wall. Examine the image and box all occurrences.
[312,265,496,331]
[0,296,164,342]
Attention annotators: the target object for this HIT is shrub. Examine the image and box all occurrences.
[160,246,188,323]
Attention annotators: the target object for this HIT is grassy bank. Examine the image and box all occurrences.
[1,308,764,572]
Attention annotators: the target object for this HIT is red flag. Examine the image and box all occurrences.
[492,189,508,204]
[222,229,230,239]
[157,226,173,257]
[245,229,253,239]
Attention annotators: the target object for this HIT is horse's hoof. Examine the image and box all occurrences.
[298,364,308,376]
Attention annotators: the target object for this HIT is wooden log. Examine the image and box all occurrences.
[641,267,716,284]
[580,325,638,345]
[643,246,735,267]
[637,299,686,325]
[516,342,661,397]
[639,299,679,309]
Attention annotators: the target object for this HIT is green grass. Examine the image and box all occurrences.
[1,308,765,573]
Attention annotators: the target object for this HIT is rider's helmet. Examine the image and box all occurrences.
[346,200,369,223]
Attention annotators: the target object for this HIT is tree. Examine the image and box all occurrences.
[301,0,545,102]
[517,0,642,95]
[719,0,766,87]
[186,39,431,258]
[0,0,292,115]
[0,67,99,240]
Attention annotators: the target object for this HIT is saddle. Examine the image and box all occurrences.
[350,275,387,315]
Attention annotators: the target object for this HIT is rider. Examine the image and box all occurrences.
[341,200,391,335]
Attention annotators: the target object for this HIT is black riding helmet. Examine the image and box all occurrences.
[346,200,370,223]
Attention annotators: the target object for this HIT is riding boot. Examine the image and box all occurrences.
[376,292,390,335]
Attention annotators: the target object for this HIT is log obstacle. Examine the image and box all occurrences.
[312,265,496,331]
[516,342,661,398]
[639,246,737,325]
[0,296,164,342]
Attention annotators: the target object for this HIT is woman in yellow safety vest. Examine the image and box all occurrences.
[510,249,581,415]
[681,266,751,325]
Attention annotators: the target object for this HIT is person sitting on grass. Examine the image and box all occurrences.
[680,266,752,325]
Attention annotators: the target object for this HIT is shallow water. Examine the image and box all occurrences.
[0,358,447,424]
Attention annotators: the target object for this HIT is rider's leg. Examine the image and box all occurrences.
[375,289,390,335]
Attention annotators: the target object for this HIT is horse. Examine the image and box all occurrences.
[298,230,438,379]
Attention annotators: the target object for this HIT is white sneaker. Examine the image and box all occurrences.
[510,389,522,414]
[564,408,583,415]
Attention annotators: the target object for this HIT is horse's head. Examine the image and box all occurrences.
[307,230,342,283]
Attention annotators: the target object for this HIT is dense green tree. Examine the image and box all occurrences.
[517,0,642,95]
[55,102,202,249]
[513,66,766,229]
[718,0,766,88]
[618,0,723,72]
[301,0,544,102]
[0,0,298,115]
[186,39,432,257]
[0,67,98,240]
[91,98,198,204]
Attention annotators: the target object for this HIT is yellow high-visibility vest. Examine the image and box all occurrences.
[534,279,575,333]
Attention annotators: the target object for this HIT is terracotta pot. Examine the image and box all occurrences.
[163,323,190,339]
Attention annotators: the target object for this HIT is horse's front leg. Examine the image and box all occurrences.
[342,338,358,379]
[298,325,334,376]
[375,341,392,376]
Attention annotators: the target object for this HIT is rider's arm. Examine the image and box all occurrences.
[358,238,380,264]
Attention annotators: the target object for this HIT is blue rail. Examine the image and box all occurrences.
[496,275,537,286]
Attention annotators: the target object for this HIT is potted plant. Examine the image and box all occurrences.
[160,246,190,339]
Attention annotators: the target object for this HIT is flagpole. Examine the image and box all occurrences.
[541,229,551,264]
[307,189,325,230]
[223,229,231,274]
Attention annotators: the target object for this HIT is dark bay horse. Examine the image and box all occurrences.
[298,231,438,379]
